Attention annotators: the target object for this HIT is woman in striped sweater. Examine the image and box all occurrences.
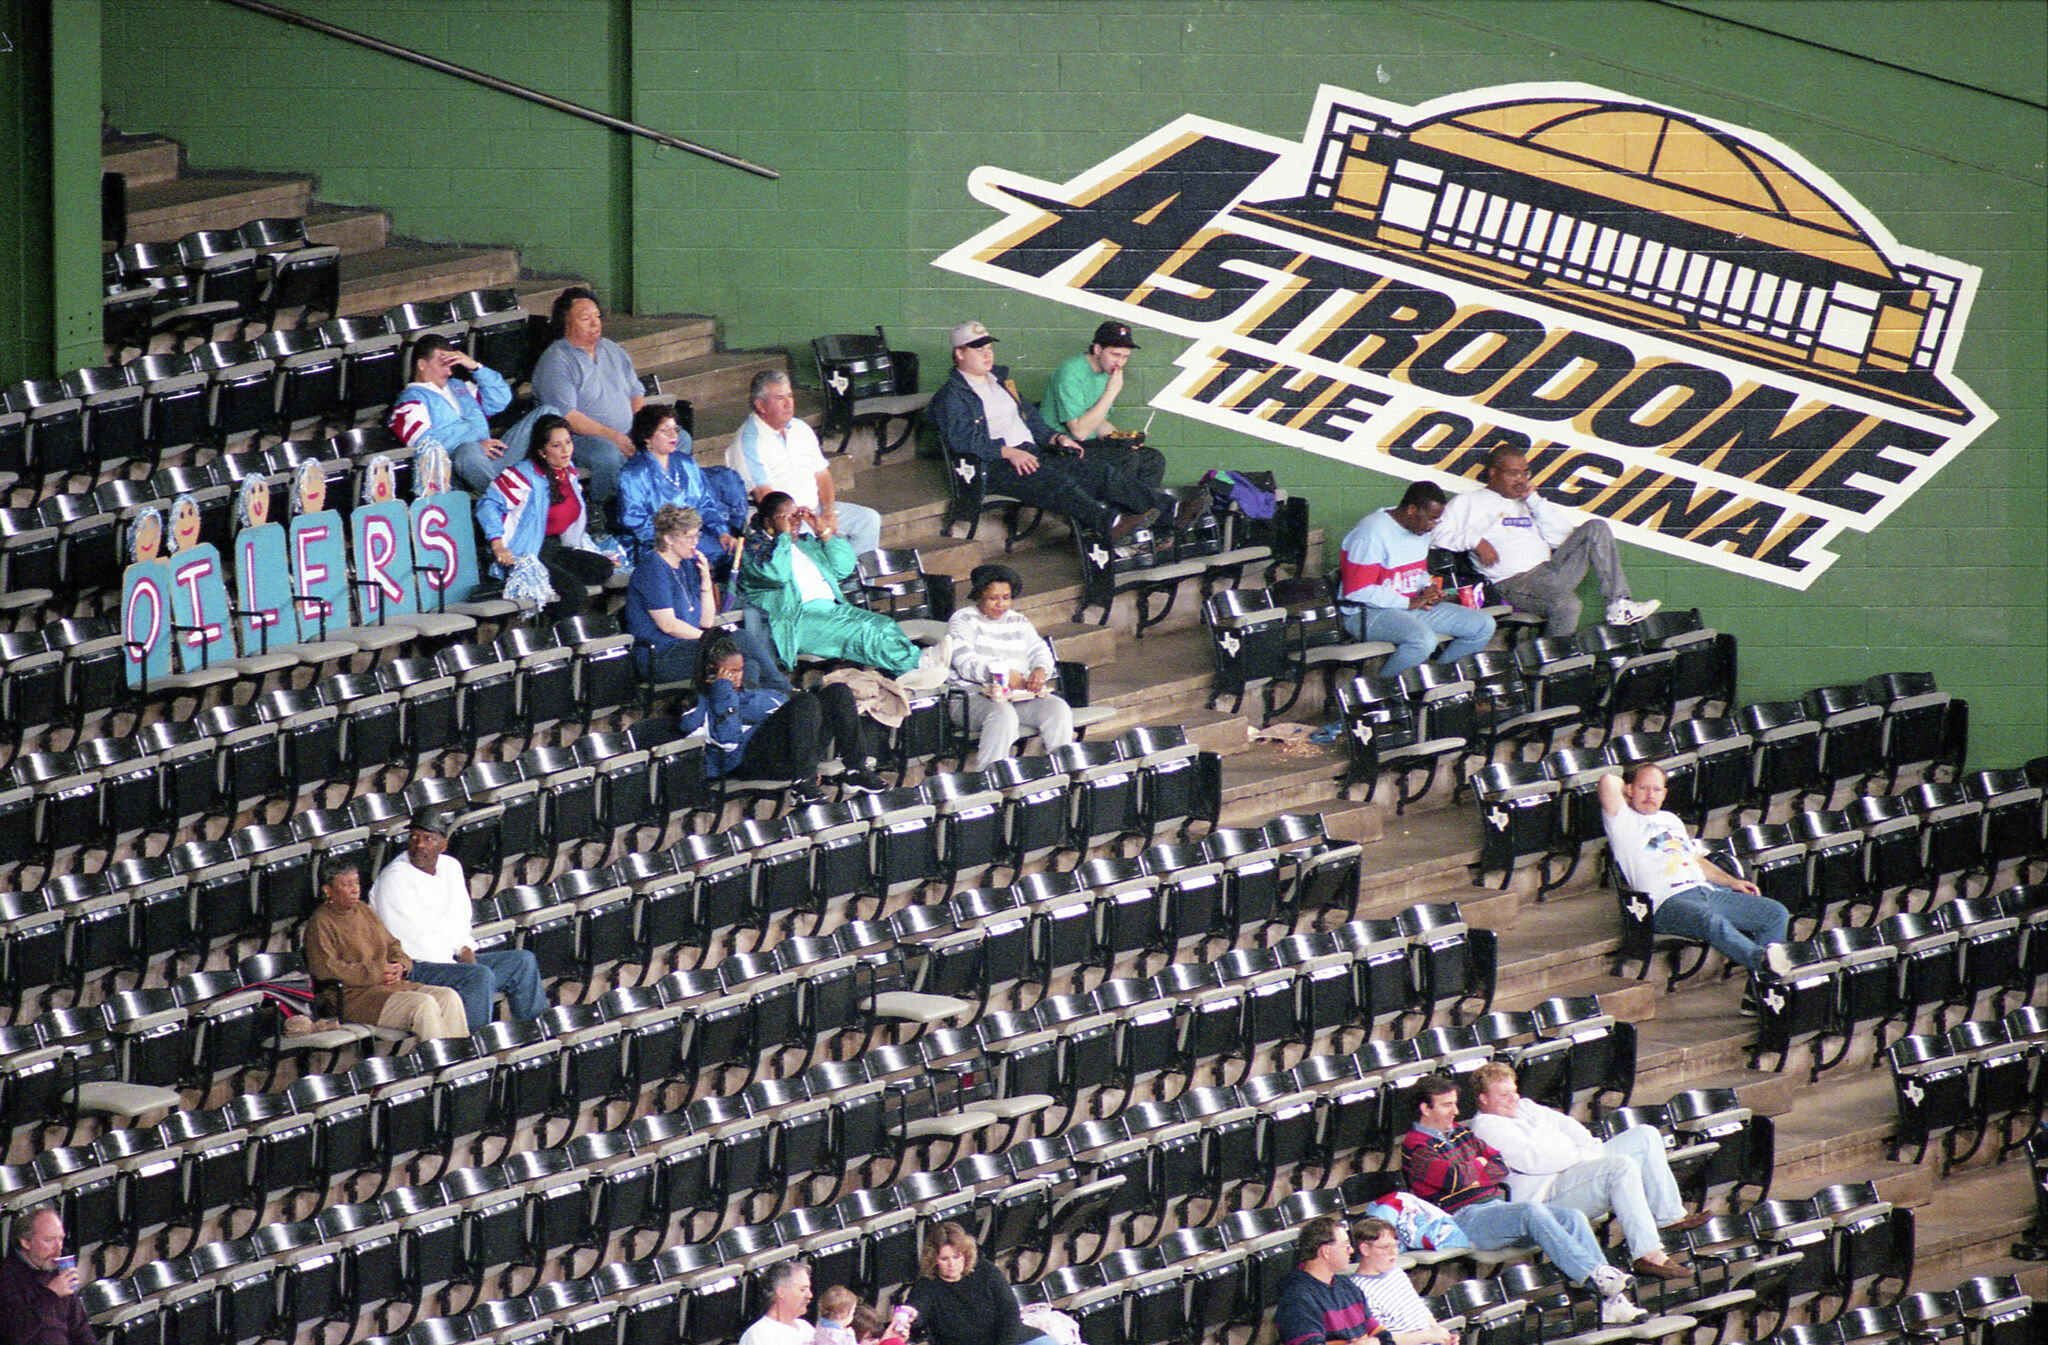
[946,563,1075,772]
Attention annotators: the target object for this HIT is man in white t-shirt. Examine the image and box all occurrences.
[1599,763,1792,979]
[738,1260,815,1345]
[730,369,881,556]
[370,809,549,1031]
[1434,446,1658,636]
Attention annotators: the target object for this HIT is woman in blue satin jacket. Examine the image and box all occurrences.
[614,404,749,570]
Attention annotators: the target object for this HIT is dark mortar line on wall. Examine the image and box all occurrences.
[1395,0,2048,188]
[1650,0,2048,111]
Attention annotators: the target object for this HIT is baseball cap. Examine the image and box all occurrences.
[949,321,998,348]
[1092,321,1140,350]
[409,808,454,837]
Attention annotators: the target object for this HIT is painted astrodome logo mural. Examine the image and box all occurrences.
[935,83,1994,588]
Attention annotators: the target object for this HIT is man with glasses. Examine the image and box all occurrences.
[1347,1218,1460,1345]
[1273,1215,1397,1345]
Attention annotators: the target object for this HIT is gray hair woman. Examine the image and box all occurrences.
[945,563,1075,771]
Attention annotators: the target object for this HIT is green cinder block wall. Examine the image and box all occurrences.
[96,0,2048,758]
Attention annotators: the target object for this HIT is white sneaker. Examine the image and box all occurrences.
[1601,1293,1648,1326]
[1763,942,1794,979]
[1606,598,1661,625]
[917,634,954,674]
[1589,1266,1633,1297]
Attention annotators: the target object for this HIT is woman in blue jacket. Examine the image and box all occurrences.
[476,414,615,619]
[681,635,891,803]
[624,504,789,691]
[614,404,749,570]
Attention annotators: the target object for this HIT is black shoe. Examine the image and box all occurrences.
[1105,510,1155,541]
[841,768,889,794]
[788,780,827,808]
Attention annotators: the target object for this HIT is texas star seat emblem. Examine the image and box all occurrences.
[936,82,1995,591]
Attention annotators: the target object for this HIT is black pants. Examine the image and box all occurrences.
[987,448,1166,534]
[537,536,614,620]
[1082,438,1169,501]
[739,682,883,780]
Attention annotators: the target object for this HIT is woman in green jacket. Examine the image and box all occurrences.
[733,491,950,690]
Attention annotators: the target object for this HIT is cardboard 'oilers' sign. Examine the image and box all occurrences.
[935,83,1994,590]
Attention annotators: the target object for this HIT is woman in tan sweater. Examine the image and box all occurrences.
[304,863,469,1040]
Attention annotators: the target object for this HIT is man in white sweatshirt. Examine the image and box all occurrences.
[1432,447,1659,636]
[1465,1061,1705,1282]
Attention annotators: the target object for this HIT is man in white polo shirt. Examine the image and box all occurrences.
[730,369,882,556]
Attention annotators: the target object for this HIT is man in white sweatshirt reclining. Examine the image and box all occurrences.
[1432,447,1659,636]
[1465,1061,1707,1282]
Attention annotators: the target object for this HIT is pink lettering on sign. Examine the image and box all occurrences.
[123,576,165,665]
[416,504,459,592]
[294,524,329,592]
[359,515,404,613]
[172,555,224,646]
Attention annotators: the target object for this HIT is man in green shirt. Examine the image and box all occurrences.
[1038,320,1172,506]
[1042,320,1138,439]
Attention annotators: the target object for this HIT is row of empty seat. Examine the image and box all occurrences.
[46,979,1677,1345]
[10,283,533,505]
[102,218,341,361]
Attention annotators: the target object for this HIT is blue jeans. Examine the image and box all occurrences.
[1654,883,1789,972]
[409,950,547,1028]
[1453,1195,1609,1285]
[572,434,628,511]
[821,504,880,557]
[447,440,508,495]
[1343,601,1496,679]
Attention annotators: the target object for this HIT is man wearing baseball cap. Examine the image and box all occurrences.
[369,808,549,1029]
[1041,321,1144,441]
[1040,320,1176,504]
[929,320,1193,540]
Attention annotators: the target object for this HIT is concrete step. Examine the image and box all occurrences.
[304,203,390,257]
[511,276,578,319]
[608,314,720,371]
[125,170,313,244]
[1036,621,1119,667]
[102,134,181,187]
[1911,1242,2048,1300]
[1217,741,1353,825]
[640,348,791,414]
[336,242,521,316]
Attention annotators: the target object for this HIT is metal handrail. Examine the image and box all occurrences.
[214,0,778,179]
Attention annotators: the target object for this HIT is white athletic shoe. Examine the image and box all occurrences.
[1606,598,1662,626]
[1600,1293,1649,1326]
[1763,942,1795,979]
[1589,1266,1633,1298]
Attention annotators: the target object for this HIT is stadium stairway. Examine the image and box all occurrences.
[31,132,2041,1339]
